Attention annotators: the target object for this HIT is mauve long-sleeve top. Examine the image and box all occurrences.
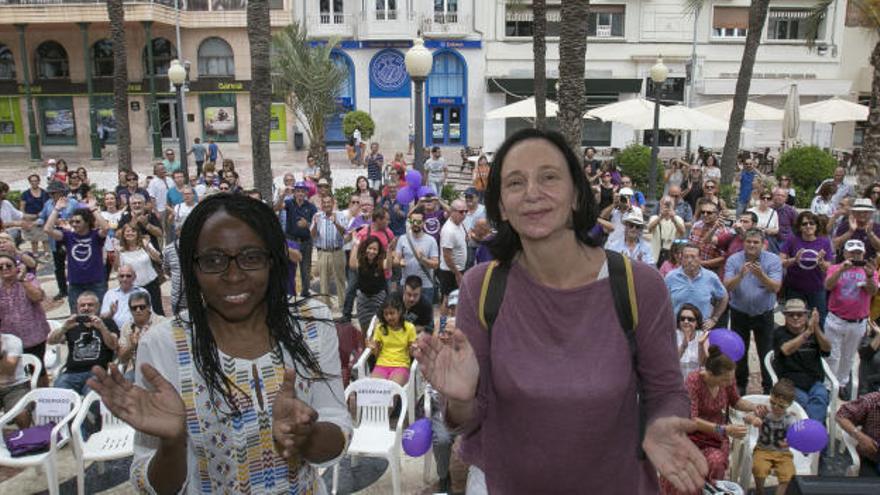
[452,257,690,494]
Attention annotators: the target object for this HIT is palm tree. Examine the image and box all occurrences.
[557,0,590,156]
[533,0,547,130]
[806,0,879,169]
[106,0,131,171]
[718,0,770,184]
[272,23,346,181]
[247,0,273,200]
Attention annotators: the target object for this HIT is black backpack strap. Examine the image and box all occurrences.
[478,260,510,334]
[605,249,645,459]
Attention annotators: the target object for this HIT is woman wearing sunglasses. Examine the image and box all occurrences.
[675,303,707,380]
[779,211,833,325]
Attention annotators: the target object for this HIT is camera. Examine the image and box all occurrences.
[75,315,91,324]
[852,260,867,267]
[722,218,734,227]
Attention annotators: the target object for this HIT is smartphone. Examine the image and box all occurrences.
[852,259,868,267]
[76,315,91,324]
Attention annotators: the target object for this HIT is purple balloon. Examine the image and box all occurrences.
[786,419,828,453]
[406,170,423,187]
[708,328,745,362]
[402,418,432,457]
[396,187,415,205]
[417,186,435,199]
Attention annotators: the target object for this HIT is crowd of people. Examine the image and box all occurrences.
[0,132,878,494]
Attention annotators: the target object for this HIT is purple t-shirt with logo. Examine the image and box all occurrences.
[64,230,106,285]
[780,236,834,293]
[422,209,446,244]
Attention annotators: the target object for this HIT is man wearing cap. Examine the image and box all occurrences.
[825,238,879,390]
[601,187,636,248]
[607,209,654,264]
[724,228,783,394]
[310,195,346,310]
[282,182,317,297]
[832,198,880,260]
[462,187,486,270]
[772,299,831,423]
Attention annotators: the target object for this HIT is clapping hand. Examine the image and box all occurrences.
[412,328,479,402]
[272,369,318,461]
[726,423,748,439]
[87,364,186,441]
[642,417,708,494]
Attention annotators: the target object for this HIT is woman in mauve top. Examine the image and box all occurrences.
[414,129,708,494]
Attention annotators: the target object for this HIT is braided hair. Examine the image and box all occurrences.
[177,193,323,416]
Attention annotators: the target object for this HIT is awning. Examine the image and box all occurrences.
[487,77,643,95]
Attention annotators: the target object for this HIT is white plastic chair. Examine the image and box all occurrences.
[421,384,435,485]
[835,427,862,476]
[332,378,407,495]
[765,350,840,450]
[71,391,136,495]
[0,388,82,495]
[728,394,820,491]
[353,315,420,423]
[20,353,42,390]
[43,320,67,379]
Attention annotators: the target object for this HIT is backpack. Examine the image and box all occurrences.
[477,249,646,458]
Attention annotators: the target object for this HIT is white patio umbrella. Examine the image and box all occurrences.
[782,84,801,150]
[584,97,656,122]
[799,97,869,124]
[693,99,784,121]
[612,104,730,131]
[485,96,559,120]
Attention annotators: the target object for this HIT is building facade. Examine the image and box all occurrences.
[0,0,872,159]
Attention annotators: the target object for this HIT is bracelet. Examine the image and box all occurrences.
[714,423,726,436]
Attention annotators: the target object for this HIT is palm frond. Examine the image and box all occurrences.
[851,0,880,27]
[803,0,833,48]
[682,0,705,16]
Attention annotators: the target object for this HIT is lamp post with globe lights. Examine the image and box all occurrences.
[167,59,190,180]
[405,37,432,180]
[648,56,668,209]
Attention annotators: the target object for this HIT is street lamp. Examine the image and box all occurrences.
[405,37,432,180]
[648,56,668,208]
[167,59,190,180]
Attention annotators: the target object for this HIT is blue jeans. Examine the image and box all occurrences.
[794,381,830,424]
[54,370,95,396]
[68,282,108,314]
[784,287,828,329]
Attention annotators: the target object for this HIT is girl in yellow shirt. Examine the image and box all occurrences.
[369,295,417,385]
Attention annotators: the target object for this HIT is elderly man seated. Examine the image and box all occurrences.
[100,264,142,329]
[772,299,832,423]
[47,291,119,395]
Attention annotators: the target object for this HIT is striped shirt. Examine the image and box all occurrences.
[312,211,344,250]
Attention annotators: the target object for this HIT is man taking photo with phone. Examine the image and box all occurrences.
[825,239,878,398]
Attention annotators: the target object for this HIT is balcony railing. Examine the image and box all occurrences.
[308,13,354,37]
[375,8,397,20]
[421,12,470,37]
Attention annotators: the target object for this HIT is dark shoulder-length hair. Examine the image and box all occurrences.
[178,193,323,416]
[484,128,600,264]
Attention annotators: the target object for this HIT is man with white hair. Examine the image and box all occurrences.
[601,187,636,248]
[100,264,141,329]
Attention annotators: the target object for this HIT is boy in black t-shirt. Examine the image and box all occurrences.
[47,291,119,395]
[399,275,434,334]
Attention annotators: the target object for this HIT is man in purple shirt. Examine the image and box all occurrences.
[772,187,798,246]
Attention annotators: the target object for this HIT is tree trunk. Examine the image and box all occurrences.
[533,0,547,131]
[558,0,590,158]
[864,36,880,170]
[720,0,770,185]
[248,0,273,200]
[107,0,131,171]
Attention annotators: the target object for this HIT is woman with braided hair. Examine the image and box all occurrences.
[88,193,350,494]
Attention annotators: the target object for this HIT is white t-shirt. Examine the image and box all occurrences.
[147,177,172,213]
[439,219,467,272]
[425,158,447,183]
[101,210,124,253]
[749,207,779,232]
[119,249,158,285]
[676,329,705,380]
[173,202,196,229]
[0,333,27,388]
[100,286,142,329]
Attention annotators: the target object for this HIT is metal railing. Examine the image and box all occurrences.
[375,8,397,21]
